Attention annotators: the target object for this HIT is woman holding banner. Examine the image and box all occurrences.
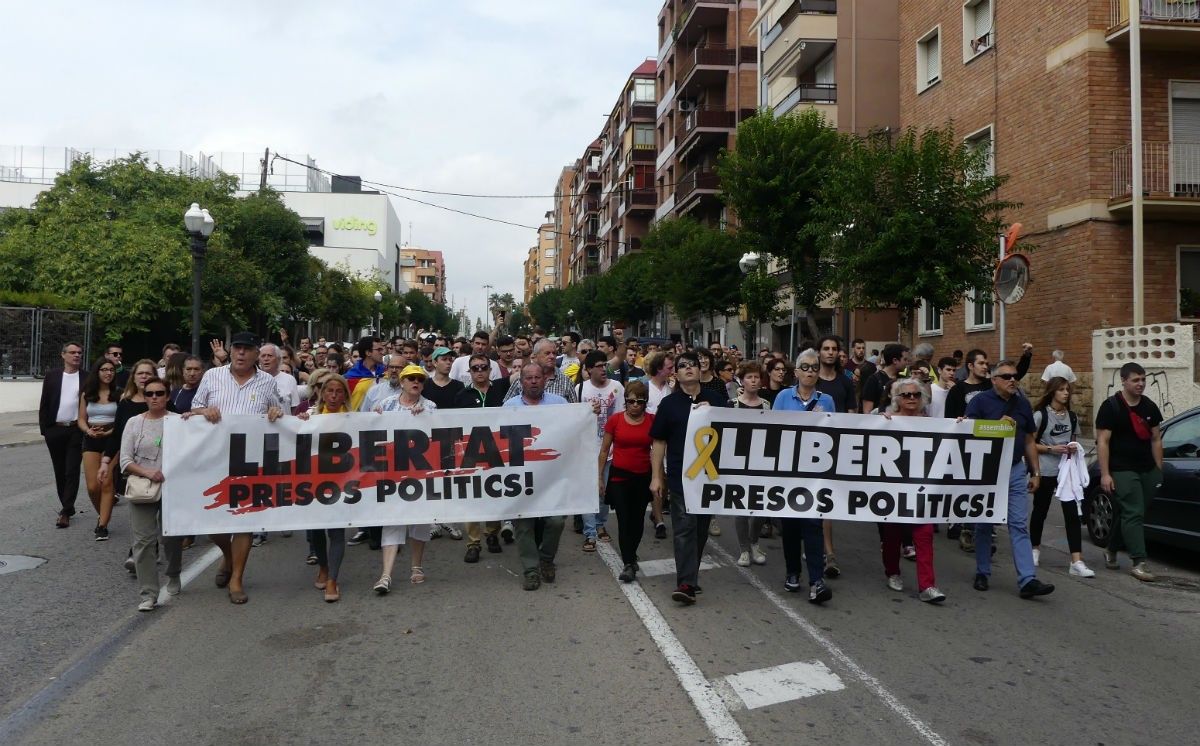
[299,375,352,602]
[730,362,768,567]
[599,379,655,583]
[118,377,182,612]
[373,364,435,595]
[882,379,946,603]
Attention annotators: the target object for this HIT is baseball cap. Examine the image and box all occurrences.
[432,346,454,360]
[422,333,437,343]
[400,364,427,380]
[230,331,260,347]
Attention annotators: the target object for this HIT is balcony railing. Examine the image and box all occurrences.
[1111,141,1200,199]
[676,106,736,143]
[1110,0,1200,27]
[630,143,657,162]
[630,188,658,206]
[676,43,737,86]
[675,167,720,203]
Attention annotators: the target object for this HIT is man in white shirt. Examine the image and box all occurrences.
[449,331,500,383]
[644,351,675,415]
[557,332,581,373]
[579,351,624,550]
[258,343,300,413]
[1040,349,1077,383]
[39,341,86,527]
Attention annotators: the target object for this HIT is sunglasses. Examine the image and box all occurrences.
[145,390,169,398]
[107,352,121,357]
[402,376,425,382]
[676,361,698,371]
[796,363,818,372]
[993,373,1017,381]
[626,398,647,405]
[898,391,922,399]
[469,364,490,372]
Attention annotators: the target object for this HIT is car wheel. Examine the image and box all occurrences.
[1088,488,1114,548]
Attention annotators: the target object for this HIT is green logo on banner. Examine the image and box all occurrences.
[972,419,1016,438]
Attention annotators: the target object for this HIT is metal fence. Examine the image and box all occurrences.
[1111,141,1200,198]
[0,307,92,378]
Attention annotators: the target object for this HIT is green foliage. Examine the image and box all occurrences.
[561,275,604,337]
[506,303,531,335]
[740,264,784,328]
[805,126,1017,329]
[0,288,86,309]
[717,109,843,337]
[596,251,656,329]
[643,218,741,325]
[528,287,566,331]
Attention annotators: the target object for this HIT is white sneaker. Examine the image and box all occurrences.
[737,551,751,567]
[1032,548,1040,567]
[1069,560,1095,578]
[751,544,767,565]
[887,574,903,592]
[137,598,156,612]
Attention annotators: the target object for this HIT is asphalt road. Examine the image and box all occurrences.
[2,442,1199,745]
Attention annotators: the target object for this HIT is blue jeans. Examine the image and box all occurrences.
[583,462,611,539]
[975,461,1037,587]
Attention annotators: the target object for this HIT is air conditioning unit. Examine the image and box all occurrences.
[679,100,697,112]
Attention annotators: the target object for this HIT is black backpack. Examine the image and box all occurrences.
[1036,406,1078,443]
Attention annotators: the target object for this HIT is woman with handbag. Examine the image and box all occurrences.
[118,377,183,612]
[79,358,118,540]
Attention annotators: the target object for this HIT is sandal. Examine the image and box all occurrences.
[228,588,248,604]
[597,527,611,543]
[55,514,69,529]
[410,566,426,584]
[582,537,597,552]
[214,569,231,588]
[373,575,391,595]
[323,579,340,603]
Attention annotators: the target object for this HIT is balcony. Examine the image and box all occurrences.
[630,143,657,162]
[675,166,720,205]
[1110,141,1200,218]
[676,106,754,150]
[677,0,736,41]
[1108,0,1200,50]
[676,43,737,92]
[630,100,657,121]
[775,83,838,121]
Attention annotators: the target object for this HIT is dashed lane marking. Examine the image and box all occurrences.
[716,660,845,711]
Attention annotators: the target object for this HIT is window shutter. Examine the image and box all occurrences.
[1172,98,1200,142]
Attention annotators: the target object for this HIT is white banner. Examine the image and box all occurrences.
[161,405,599,535]
[681,408,1015,523]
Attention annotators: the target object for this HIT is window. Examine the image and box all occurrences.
[963,0,993,62]
[1171,83,1200,198]
[919,299,943,336]
[1162,413,1200,458]
[1179,246,1200,319]
[543,266,556,276]
[964,124,995,179]
[632,79,656,104]
[916,27,941,92]
[633,123,655,149]
[966,287,994,331]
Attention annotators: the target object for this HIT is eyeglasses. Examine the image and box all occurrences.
[106,351,121,357]
[591,363,607,370]
[796,363,818,372]
[145,390,168,398]
[626,398,647,405]
[99,367,115,373]
[897,391,922,399]
[993,373,1017,381]
[676,361,698,371]
[469,364,490,372]
[402,376,425,382]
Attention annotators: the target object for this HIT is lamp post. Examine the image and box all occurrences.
[404,305,412,338]
[567,308,575,333]
[184,203,215,356]
[739,252,762,352]
[482,283,495,332]
[373,290,383,337]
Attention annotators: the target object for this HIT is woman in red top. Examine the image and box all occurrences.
[599,379,655,583]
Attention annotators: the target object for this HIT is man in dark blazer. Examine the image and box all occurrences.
[39,341,86,528]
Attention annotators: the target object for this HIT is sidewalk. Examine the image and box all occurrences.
[0,411,43,448]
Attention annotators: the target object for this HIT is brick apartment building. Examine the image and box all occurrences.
[568,140,603,282]
[523,222,556,303]
[654,0,760,226]
[898,0,1200,380]
[598,60,660,271]
[553,167,574,288]
[399,246,446,304]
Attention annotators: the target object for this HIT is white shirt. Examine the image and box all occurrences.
[929,384,950,419]
[56,370,80,422]
[274,371,300,410]
[646,378,674,414]
[580,379,625,441]
[191,366,283,415]
[449,356,500,385]
[361,379,403,412]
[1040,360,1077,383]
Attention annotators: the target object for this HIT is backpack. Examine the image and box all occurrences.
[1036,406,1078,444]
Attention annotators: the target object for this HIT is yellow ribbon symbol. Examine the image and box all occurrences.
[686,427,720,480]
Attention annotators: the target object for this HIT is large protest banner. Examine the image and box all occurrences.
[682,408,1015,523]
[161,405,599,535]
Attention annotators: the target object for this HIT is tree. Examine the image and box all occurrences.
[643,218,741,333]
[528,287,566,331]
[595,251,656,331]
[806,125,1016,335]
[740,262,784,352]
[506,303,531,335]
[716,109,844,340]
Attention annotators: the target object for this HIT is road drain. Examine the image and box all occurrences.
[0,555,47,575]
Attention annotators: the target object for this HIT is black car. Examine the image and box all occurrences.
[1085,406,1200,553]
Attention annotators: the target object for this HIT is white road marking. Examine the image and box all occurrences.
[634,555,721,578]
[718,660,845,711]
[596,542,749,746]
[707,543,948,746]
[156,545,222,606]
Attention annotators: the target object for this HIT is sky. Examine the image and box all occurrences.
[0,0,658,326]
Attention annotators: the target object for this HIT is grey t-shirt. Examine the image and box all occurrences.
[1033,408,1075,477]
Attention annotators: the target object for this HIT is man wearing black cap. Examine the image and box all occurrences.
[185,331,285,604]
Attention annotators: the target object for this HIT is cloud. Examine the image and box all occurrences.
[0,0,658,324]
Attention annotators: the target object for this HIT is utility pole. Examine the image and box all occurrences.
[259,147,270,191]
[482,283,495,332]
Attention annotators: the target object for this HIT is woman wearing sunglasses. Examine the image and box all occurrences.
[599,380,655,582]
[881,378,946,603]
[118,377,183,611]
[297,375,353,602]
[79,358,119,540]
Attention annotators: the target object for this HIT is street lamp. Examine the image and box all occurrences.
[567,308,575,333]
[739,252,762,351]
[184,203,215,356]
[374,290,383,336]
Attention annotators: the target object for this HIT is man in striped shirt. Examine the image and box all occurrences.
[186,331,284,605]
[502,338,580,403]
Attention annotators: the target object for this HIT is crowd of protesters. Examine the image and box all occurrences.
[39,328,1160,613]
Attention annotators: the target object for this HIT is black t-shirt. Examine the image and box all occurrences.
[816,374,857,414]
[944,379,993,419]
[649,387,724,495]
[860,370,895,413]
[423,378,465,410]
[699,376,730,406]
[760,387,781,406]
[453,379,509,409]
[1096,395,1163,472]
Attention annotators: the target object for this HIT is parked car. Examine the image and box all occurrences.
[1085,405,1200,553]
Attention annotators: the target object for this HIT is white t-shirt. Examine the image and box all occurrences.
[56,370,80,422]
[929,384,949,419]
[274,371,300,409]
[580,379,625,441]
[449,356,500,385]
[646,378,674,414]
